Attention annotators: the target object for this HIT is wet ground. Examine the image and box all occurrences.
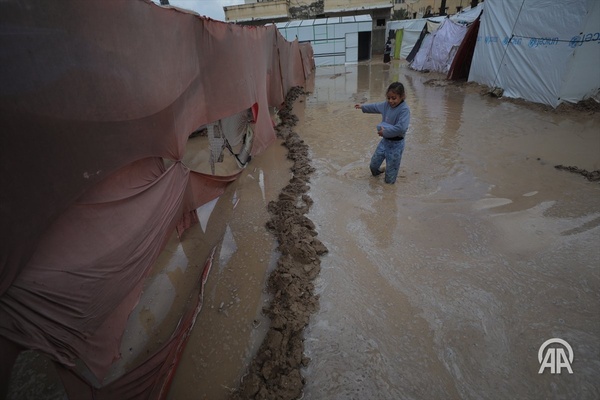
[297,61,600,399]
[7,59,600,399]
[172,60,599,399]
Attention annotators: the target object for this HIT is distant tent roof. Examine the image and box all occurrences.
[450,3,484,25]
[426,17,444,33]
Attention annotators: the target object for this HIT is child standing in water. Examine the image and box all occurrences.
[355,82,410,184]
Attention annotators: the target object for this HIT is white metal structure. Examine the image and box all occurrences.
[276,15,373,66]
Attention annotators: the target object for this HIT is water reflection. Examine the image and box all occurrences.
[167,141,293,400]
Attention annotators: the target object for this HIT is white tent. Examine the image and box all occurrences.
[450,3,484,25]
[410,18,468,73]
[468,0,600,108]
[387,4,483,61]
[387,19,427,59]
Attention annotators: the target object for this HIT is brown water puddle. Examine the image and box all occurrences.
[165,137,294,399]
[298,61,600,399]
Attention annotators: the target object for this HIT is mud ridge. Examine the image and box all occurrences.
[554,165,600,182]
[232,87,328,400]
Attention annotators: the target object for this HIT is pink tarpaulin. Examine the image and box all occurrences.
[0,0,314,397]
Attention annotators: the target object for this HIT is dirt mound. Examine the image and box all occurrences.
[232,87,327,400]
[554,165,600,182]
[557,97,600,113]
[499,95,600,115]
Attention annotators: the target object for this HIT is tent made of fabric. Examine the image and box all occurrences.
[397,3,483,64]
[450,2,484,25]
[0,0,314,398]
[468,0,600,108]
[426,16,445,32]
[410,18,469,73]
[387,19,427,59]
[447,11,482,80]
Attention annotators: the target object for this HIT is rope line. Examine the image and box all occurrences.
[492,0,527,89]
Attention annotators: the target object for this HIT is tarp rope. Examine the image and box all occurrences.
[491,0,526,89]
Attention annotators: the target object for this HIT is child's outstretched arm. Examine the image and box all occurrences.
[358,102,385,114]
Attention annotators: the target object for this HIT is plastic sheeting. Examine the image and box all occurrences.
[450,3,484,25]
[0,0,314,396]
[447,12,482,80]
[410,18,468,73]
[388,19,427,59]
[393,4,483,63]
[468,0,600,108]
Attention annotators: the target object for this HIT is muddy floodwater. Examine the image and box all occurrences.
[297,62,600,399]
[167,60,600,399]
[8,60,599,400]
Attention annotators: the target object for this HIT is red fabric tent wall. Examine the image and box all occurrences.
[0,0,314,397]
[447,12,482,80]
